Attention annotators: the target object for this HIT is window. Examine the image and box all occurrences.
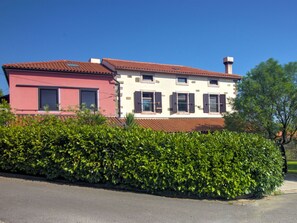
[177,93,188,112]
[209,95,219,112]
[177,77,188,84]
[172,92,195,113]
[203,94,226,113]
[134,91,162,113]
[142,74,154,82]
[39,88,58,111]
[142,92,154,112]
[209,79,219,86]
[80,89,97,110]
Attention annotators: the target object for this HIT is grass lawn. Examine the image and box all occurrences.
[288,160,297,174]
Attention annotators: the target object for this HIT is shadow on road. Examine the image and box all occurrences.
[0,171,265,202]
[284,173,297,182]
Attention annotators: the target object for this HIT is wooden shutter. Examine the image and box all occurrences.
[189,93,195,113]
[172,92,177,113]
[134,91,142,113]
[220,94,226,113]
[203,94,209,113]
[155,92,162,113]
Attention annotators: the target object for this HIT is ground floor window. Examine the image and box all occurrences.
[203,94,226,113]
[177,93,188,112]
[142,92,154,112]
[80,89,98,110]
[171,92,195,113]
[134,91,162,113]
[209,94,219,112]
[39,88,58,111]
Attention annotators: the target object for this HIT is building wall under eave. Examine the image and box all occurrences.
[116,69,237,118]
[8,70,116,116]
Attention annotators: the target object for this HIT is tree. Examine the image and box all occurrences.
[224,59,297,172]
[0,89,3,97]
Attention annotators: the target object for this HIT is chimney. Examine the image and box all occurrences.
[89,58,101,64]
[223,57,234,74]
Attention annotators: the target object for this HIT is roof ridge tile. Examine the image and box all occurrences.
[103,58,187,68]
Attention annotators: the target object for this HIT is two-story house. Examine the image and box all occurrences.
[2,56,241,131]
[102,57,241,118]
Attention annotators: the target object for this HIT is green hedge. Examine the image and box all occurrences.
[0,119,284,199]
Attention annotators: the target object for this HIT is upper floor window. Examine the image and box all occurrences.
[141,74,154,82]
[209,79,219,86]
[39,88,59,111]
[80,89,98,110]
[177,77,188,85]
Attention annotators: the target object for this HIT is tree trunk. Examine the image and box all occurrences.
[279,144,288,174]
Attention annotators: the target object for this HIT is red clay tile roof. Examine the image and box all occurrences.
[14,115,224,132]
[102,58,241,80]
[109,117,225,132]
[135,118,224,132]
[3,60,114,75]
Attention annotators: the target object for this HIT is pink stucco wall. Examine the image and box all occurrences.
[8,70,116,116]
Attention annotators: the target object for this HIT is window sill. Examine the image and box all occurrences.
[208,84,220,88]
[141,111,157,114]
[140,81,155,84]
[38,110,60,112]
[208,112,221,115]
[176,112,190,115]
[176,83,189,86]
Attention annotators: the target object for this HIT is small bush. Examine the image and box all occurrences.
[0,100,15,126]
[74,105,106,126]
[124,113,138,129]
[0,119,284,199]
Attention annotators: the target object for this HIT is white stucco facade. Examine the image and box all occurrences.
[115,69,238,118]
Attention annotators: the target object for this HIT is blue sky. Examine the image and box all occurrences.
[1,0,297,94]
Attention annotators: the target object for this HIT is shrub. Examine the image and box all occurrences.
[124,113,138,129]
[0,120,284,199]
[74,105,106,126]
[0,99,15,126]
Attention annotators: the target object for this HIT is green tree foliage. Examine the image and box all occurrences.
[225,59,297,145]
[0,99,15,126]
[0,89,3,97]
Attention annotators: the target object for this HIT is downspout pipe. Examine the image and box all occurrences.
[113,71,121,118]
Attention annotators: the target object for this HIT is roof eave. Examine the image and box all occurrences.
[2,66,10,85]
[113,66,242,80]
[2,66,114,76]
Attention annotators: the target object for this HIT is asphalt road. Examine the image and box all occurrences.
[1,175,297,223]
